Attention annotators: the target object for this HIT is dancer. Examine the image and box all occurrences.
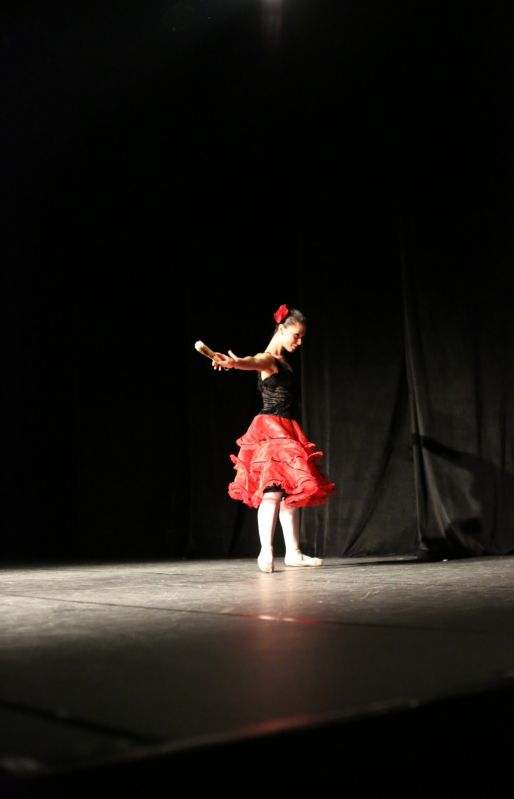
[212,304,335,573]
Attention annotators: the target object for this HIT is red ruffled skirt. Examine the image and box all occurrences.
[228,415,335,509]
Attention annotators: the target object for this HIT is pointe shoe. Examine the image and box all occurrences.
[257,551,274,573]
[284,550,323,567]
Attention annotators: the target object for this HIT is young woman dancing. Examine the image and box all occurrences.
[212,304,335,573]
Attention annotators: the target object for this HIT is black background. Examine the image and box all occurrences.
[4,1,514,561]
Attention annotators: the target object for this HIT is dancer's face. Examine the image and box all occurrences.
[281,322,306,353]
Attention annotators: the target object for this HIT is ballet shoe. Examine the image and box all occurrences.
[257,550,274,573]
[284,550,323,567]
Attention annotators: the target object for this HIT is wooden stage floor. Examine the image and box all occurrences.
[1,556,513,796]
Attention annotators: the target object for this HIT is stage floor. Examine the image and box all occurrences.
[0,555,513,794]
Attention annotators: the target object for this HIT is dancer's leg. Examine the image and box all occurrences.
[256,491,281,572]
[280,504,323,566]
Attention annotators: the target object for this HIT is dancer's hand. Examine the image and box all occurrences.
[212,350,238,371]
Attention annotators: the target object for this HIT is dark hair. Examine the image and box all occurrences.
[274,307,306,332]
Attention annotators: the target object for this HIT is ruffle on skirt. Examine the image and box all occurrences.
[228,414,335,509]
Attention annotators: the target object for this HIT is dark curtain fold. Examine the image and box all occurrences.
[301,275,417,558]
[403,259,514,557]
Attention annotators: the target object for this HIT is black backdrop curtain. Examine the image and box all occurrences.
[403,257,514,559]
[3,1,514,561]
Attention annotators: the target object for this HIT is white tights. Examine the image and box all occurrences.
[256,490,323,570]
[257,491,282,553]
[256,491,301,557]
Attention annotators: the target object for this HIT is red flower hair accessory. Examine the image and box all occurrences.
[273,304,289,323]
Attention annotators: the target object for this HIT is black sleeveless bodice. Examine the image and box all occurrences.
[257,357,295,419]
